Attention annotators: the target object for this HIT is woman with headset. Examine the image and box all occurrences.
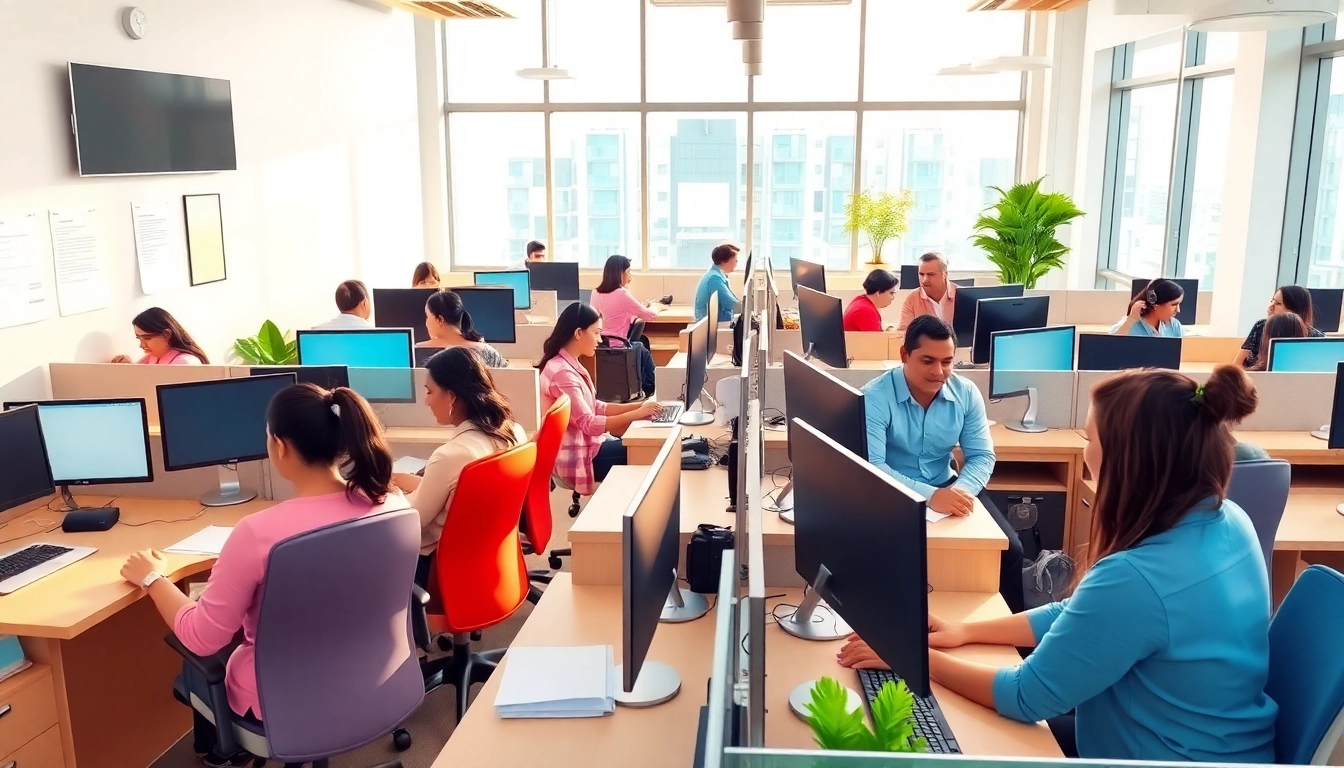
[1110,278,1184,338]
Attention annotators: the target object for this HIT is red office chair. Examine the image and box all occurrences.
[522,395,571,603]
[412,441,536,722]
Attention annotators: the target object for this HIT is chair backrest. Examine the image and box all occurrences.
[1226,459,1291,575]
[1268,565,1344,764]
[434,441,537,633]
[253,506,424,763]
[628,318,646,344]
[522,394,570,553]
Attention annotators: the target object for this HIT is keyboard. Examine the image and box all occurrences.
[856,668,961,754]
[0,543,97,595]
[651,402,684,424]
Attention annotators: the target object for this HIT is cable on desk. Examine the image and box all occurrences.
[116,505,208,528]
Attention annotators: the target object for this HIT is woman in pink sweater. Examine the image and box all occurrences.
[109,307,209,365]
[588,254,659,397]
[119,383,400,767]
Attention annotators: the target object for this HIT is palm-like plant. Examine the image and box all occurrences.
[972,178,1084,289]
[843,188,916,266]
[804,676,927,754]
[234,320,297,365]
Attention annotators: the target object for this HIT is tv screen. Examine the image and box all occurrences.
[69,62,237,176]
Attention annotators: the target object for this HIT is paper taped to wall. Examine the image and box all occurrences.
[0,212,51,330]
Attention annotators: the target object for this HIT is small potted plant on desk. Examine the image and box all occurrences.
[803,676,929,762]
[234,319,297,365]
[843,188,916,268]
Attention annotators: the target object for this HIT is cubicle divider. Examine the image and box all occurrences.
[48,362,231,425]
[493,323,553,364]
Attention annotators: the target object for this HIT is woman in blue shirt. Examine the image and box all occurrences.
[840,365,1277,762]
[1110,278,1184,337]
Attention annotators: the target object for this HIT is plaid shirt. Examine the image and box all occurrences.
[540,350,609,496]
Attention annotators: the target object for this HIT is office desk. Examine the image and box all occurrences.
[431,578,1059,766]
[0,495,269,768]
[568,466,1006,591]
[1233,430,1344,464]
[1273,489,1344,606]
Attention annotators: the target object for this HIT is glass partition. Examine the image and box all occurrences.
[723,750,1252,768]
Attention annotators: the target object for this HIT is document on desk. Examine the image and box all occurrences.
[926,510,950,523]
[164,526,234,556]
[392,456,428,475]
[494,644,615,719]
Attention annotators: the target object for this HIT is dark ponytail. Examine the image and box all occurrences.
[426,347,520,447]
[537,302,602,371]
[266,383,393,503]
[426,290,484,343]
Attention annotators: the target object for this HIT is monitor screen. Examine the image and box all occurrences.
[899,264,918,291]
[1076,334,1182,371]
[69,62,237,176]
[1310,288,1343,334]
[526,261,580,301]
[622,431,682,694]
[372,288,437,343]
[972,295,1050,365]
[989,326,1076,399]
[950,284,1024,348]
[474,270,532,310]
[157,374,297,471]
[789,258,827,296]
[450,286,517,344]
[0,406,54,514]
[3,399,153,486]
[1129,278,1199,326]
[1267,338,1344,373]
[295,329,415,403]
[797,286,847,369]
[248,366,350,390]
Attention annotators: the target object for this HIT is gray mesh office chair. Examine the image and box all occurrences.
[1226,458,1291,577]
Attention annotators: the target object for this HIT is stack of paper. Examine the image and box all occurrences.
[164,526,234,556]
[392,456,429,475]
[494,645,615,719]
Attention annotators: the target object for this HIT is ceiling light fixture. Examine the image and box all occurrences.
[727,0,765,40]
[937,63,991,76]
[517,0,572,80]
[971,55,1053,72]
[1189,0,1336,31]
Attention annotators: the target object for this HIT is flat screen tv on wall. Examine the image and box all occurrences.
[69,62,237,176]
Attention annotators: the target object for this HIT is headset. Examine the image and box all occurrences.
[1143,281,1160,315]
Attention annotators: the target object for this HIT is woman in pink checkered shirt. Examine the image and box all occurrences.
[538,303,663,495]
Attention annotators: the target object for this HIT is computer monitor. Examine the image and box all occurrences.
[737,403,767,749]
[450,286,518,345]
[989,326,1076,434]
[797,286,848,369]
[788,418,936,701]
[0,405,54,515]
[619,429,691,707]
[789,257,826,296]
[951,278,975,287]
[248,366,349,390]
[971,295,1050,365]
[157,373,298,506]
[1267,337,1344,373]
[682,318,715,426]
[900,264,918,290]
[295,328,415,404]
[707,291,721,365]
[693,549,741,767]
[772,350,868,521]
[473,269,532,310]
[1129,278,1199,326]
[372,287,437,343]
[1310,288,1344,334]
[2,399,153,511]
[950,284,1023,348]
[1076,334,1182,371]
[526,261,580,301]
[1317,361,1344,444]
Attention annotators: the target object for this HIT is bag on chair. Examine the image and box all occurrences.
[595,334,643,403]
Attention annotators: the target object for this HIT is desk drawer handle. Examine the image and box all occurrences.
[1080,498,1091,509]
[0,703,9,719]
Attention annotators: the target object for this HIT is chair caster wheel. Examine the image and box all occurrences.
[568,503,581,517]
[437,635,453,652]
[548,556,562,569]
[471,630,482,642]
[393,728,412,751]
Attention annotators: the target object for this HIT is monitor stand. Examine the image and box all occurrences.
[765,480,794,517]
[661,570,710,623]
[614,661,681,708]
[801,343,850,370]
[59,486,98,512]
[680,389,717,427]
[778,566,851,641]
[1006,388,1047,434]
[1312,424,1330,441]
[201,464,258,507]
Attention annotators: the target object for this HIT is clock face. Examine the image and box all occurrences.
[123,7,146,38]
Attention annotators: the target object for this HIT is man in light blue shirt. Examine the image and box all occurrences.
[861,315,1024,612]
[693,244,740,323]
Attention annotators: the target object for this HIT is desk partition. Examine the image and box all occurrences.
[1075,370,1336,433]
[49,362,230,425]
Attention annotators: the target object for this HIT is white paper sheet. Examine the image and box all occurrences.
[164,525,234,556]
[925,509,950,523]
[0,213,51,330]
[392,456,428,475]
[132,201,186,295]
[494,645,615,719]
[48,209,110,317]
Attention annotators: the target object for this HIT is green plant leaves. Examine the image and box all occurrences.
[803,676,927,754]
[233,320,298,365]
[844,189,916,261]
[971,177,1084,290]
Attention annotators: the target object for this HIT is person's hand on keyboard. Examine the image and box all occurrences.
[637,400,664,420]
[927,614,969,649]
[836,634,891,671]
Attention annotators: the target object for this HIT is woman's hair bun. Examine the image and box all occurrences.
[1201,364,1258,424]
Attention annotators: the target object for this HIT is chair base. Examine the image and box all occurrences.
[422,639,506,721]
[548,548,570,570]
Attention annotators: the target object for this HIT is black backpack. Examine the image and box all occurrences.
[731,314,760,367]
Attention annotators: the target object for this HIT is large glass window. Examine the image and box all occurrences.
[1304,57,1344,287]
[548,0,639,103]
[753,2,860,102]
[446,4,541,104]
[1183,76,1233,287]
[449,113,546,267]
[1113,85,1178,279]
[550,113,642,269]
[753,112,856,272]
[645,3,746,103]
[647,113,748,270]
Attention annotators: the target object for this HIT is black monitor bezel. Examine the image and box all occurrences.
[3,397,154,486]
[0,404,56,513]
[155,373,297,472]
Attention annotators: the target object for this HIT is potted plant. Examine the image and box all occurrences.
[234,320,297,365]
[972,178,1085,290]
[803,676,928,754]
[843,188,915,267]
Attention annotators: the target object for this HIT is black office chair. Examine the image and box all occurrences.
[628,318,647,346]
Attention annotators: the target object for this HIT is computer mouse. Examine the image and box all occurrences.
[659,295,673,305]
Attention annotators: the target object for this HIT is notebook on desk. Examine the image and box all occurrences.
[494,645,615,719]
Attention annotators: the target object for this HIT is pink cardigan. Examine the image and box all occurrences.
[137,349,202,365]
[589,287,656,346]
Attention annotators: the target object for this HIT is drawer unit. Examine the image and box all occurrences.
[1,723,63,768]
[0,667,57,760]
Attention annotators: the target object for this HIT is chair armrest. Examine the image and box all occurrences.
[163,633,239,756]
[411,586,432,650]
[165,633,227,684]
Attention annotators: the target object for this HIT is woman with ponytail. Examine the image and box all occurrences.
[840,366,1278,761]
[120,384,402,767]
[420,289,507,368]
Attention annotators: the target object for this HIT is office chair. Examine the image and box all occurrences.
[628,317,647,347]
[1268,565,1344,764]
[167,507,424,765]
[414,442,536,721]
[523,395,571,604]
[1226,458,1291,578]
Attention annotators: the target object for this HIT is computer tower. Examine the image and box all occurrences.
[981,490,1068,562]
[726,418,739,511]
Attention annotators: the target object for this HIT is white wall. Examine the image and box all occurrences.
[0,0,423,398]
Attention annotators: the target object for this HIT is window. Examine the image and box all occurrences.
[551,113,641,269]
[450,113,546,267]
[1112,85,1178,279]
[446,4,541,104]
[548,0,639,103]
[1130,33,1183,79]
[864,1,1024,102]
[1182,76,1234,288]
[754,1,860,102]
[647,113,748,270]
[646,3,745,102]
[1287,54,1344,287]
[754,112,856,271]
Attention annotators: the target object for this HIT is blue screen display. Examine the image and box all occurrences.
[474,270,531,310]
[991,326,1075,398]
[33,401,150,483]
[1268,338,1344,373]
[297,330,413,369]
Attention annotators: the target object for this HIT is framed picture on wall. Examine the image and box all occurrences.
[183,193,227,286]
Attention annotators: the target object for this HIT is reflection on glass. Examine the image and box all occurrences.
[550,113,642,269]
[449,113,547,269]
[1185,76,1233,288]
[1115,84,1178,279]
[1308,58,1344,288]
[753,112,856,272]
[647,113,749,270]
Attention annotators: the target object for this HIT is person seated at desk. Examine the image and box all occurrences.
[589,254,659,396]
[1245,312,1313,372]
[391,347,526,589]
[1237,285,1324,369]
[842,365,1278,762]
[898,251,956,330]
[514,239,546,271]
[110,307,208,365]
[843,268,898,332]
[118,383,404,768]
[693,243,740,323]
[861,315,1025,613]
[419,289,507,368]
[1111,278,1183,338]
[313,279,373,331]
[538,303,663,496]
[412,261,441,289]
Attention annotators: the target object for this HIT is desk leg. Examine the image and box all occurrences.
[1272,551,1303,610]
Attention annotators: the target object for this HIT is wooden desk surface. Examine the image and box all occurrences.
[432,579,1058,766]
[648,305,695,325]
[1232,430,1344,464]
[0,496,268,639]
[1278,489,1344,552]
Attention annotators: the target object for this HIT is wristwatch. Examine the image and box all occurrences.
[141,570,164,589]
